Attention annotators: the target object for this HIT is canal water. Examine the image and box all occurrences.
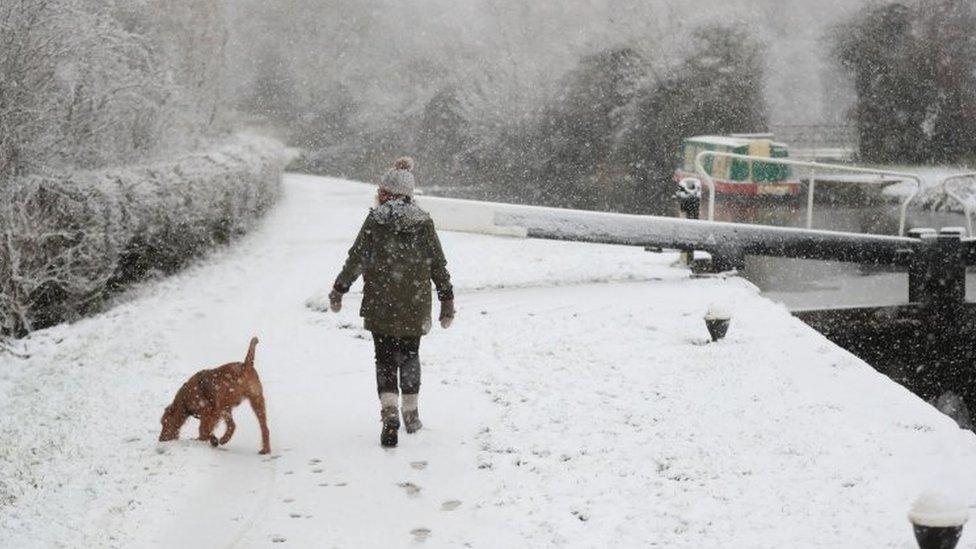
[706,198,976,309]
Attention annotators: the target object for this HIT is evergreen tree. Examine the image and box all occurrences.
[244,51,298,122]
[630,25,768,214]
[535,47,645,210]
[417,86,470,185]
[835,0,976,164]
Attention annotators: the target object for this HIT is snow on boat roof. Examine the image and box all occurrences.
[686,135,789,148]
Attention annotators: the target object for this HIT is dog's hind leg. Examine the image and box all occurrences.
[248,393,271,455]
[218,410,236,445]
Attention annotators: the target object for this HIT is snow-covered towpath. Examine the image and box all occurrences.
[2,174,976,548]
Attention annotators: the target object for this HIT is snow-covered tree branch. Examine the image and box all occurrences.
[0,0,228,180]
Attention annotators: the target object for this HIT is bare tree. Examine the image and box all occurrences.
[0,0,231,180]
[0,0,72,178]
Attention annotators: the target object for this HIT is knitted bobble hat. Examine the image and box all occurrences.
[380,156,416,197]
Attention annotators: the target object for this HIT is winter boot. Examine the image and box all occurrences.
[402,394,423,434]
[380,392,399,448]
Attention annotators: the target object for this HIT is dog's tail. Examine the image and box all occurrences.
[244,336,259,370]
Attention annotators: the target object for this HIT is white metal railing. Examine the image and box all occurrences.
[693,151,922,236]
[938,172,976,237]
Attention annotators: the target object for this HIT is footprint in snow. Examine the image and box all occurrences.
[410,461,428,471]
[311,468,324,474]
[410,528,431,542]
[441,500,462,511]
[398,482,421,497]
[289,512,302,519]
[271,535,286,543]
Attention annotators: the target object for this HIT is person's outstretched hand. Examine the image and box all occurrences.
[329,289,343,312]
[439,299,455,329]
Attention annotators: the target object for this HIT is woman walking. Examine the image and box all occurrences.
[329,157,455,447]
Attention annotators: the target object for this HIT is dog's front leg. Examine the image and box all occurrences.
[218,410,236,445]
[249,394,271,454]
[198,412,219,446]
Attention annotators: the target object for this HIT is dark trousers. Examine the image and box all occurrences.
[372,333,421,396]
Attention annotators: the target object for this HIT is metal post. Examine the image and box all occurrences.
[806,170,816,229]
[933,228,967,408]
[939,173,976,237]
[909,227,968,309]
[905,227,968,402]
[908,228,937,304]
[935,227,967,307]
[906,228,967,308]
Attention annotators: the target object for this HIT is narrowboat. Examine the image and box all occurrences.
[674,135,801,197]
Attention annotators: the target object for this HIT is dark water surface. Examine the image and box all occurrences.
[706,199,976,309]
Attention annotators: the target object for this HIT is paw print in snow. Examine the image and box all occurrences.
[441,500,461,511]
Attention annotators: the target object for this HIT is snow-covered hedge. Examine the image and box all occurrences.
[0,135,285,337]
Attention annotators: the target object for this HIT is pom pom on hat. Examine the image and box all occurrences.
[381,156,416,197]
[394,156,414,171]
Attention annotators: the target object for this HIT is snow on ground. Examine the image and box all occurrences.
[2,173,976,548]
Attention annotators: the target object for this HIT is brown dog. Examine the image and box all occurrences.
[159,337,271,454]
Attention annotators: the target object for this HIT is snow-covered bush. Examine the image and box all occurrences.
[0,135,285,337]
[908,178,976,215]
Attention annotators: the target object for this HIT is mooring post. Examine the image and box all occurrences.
[909,490,969,549]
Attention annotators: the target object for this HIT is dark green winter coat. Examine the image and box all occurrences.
[333,199,453,337]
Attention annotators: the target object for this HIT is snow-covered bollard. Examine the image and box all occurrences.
[909,491,969,549]
[704,304,731,342]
